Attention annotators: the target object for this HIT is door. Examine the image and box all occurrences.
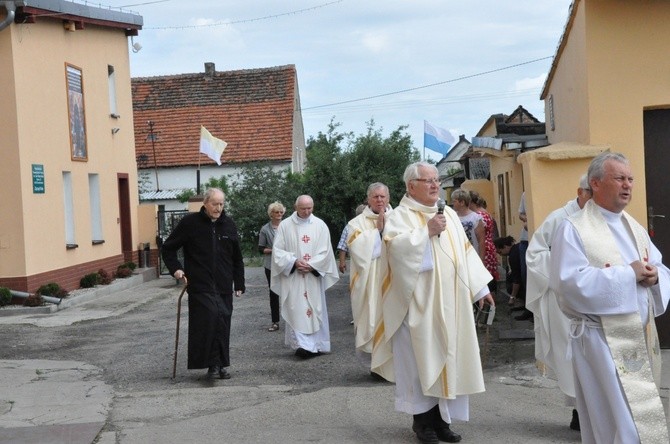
[117,174,133,262]
[643,109,670,347]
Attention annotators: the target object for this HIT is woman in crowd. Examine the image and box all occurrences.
[469,191,499,291]
[258,201,285,331]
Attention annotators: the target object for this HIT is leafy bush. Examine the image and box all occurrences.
[115,265,133,278]
[36,282,68,298]
[97,268,113,285]
[80,273,100,288]
[0,287,11,306]
[23,293,43,307]
[121,261,137,271]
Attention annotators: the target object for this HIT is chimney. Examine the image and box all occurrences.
[204,62,215,78]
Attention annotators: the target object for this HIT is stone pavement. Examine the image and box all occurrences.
[0,268,669,443]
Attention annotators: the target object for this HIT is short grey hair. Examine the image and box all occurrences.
[367,182,389,198]
[203,187,224,203]
[403,162,437,186]
[588,152,628,182]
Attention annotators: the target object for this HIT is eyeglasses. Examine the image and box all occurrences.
[412,178,440,185]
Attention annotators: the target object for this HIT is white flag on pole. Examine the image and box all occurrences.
[199,126,227,166]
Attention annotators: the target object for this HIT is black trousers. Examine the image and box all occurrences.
[264,268,280,323]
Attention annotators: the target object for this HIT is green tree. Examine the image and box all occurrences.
[302,119,419,247]
[226,163,302,253]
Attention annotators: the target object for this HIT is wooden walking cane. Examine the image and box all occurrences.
[172,276,188,379]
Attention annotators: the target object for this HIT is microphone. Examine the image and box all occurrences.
[437,199,445,237]
[437,199,445,214]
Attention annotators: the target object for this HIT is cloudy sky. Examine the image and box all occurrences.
[107,0,573,159]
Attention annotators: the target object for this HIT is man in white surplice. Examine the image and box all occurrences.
[345,182,392,375]
[550,152,670,444]
[525,173,590,431]
[271,195,339,359]
[372,162,495,444]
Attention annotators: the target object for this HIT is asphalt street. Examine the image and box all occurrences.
[0,266,666,443]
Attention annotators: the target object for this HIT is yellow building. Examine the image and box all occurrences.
[529,0,670,345]
[0,1,143,292]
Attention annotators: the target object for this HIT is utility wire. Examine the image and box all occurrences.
[302,56,552,111]
[145,0,343,30]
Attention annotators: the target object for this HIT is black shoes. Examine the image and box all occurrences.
[206,366,218,379]
[514,309,534,321]
[412,420,439,444]
[219,367,231,379]
[570,408,580,431]
[295,347,321,359]
[206,366,231,380]
[434,423,462,443]
[412,406,462,444]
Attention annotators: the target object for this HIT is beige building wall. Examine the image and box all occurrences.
[544,4,589,145]
[0,16,140,289]
[518,143,607,233]
[543,0,670,224]
[486,152,525,240]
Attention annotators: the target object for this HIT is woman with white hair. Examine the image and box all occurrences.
[258,201,286,332]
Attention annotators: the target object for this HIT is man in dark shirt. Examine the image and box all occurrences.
[162,188,245,379]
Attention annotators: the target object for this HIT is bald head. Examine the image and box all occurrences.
[295,195,314,219]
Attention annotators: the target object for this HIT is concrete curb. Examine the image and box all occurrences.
[0,268,157,317]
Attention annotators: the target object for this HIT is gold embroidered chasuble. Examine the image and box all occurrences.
[372,195,491,398]
[347,206,391,356]
[570,200,667,443]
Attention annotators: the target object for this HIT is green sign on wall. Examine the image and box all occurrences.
[32,164,45,194]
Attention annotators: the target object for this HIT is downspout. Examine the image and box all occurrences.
[10,290,62,305]
[0,1,16,32]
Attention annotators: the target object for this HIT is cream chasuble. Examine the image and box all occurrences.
[347,206,391,360]
[271,212,339,335]
[373,195,492,399]
[570,200,667,443]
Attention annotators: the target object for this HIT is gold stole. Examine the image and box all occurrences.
[571,201,667,443]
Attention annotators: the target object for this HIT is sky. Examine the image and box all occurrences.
[103,0,574,160]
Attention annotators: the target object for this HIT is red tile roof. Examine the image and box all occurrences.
[132,64,299,168]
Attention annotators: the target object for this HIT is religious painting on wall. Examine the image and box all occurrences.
[65,63,88,161]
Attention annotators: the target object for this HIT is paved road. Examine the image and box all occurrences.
[0,266,656,443]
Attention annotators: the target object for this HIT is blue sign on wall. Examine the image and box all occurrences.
[32,164,45,194]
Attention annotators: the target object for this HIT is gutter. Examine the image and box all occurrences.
[10,289,62,305]
[0,1,16,32]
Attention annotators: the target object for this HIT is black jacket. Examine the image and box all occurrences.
[161,207,245,295]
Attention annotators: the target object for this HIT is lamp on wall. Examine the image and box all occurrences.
[131,36,142,53]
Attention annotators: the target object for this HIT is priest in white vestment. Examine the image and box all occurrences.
[550,152,670,444]
[525,174,590,431]
[345,182,392,376]
[271,195,339,358]
[372,162,494,444]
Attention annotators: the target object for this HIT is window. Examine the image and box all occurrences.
[108,65,119,118]
[63,171,77,248]
[89,174,104,244]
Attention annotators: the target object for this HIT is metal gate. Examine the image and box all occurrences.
[157,209,189,275]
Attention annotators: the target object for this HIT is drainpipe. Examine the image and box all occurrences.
[0,1,16,32]
[10,290,62,305]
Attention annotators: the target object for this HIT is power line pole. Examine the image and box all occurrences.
[147,120,160,192]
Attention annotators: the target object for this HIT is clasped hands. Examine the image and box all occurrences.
[630,260,659,287]
[295,258,314,274]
